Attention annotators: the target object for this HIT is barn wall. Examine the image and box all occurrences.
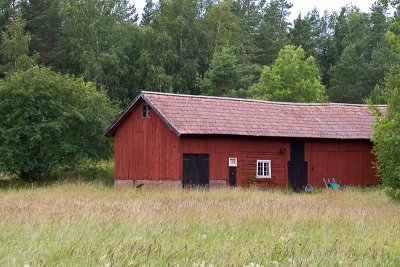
[112,102,378,188]
[181,137,291,187]
[114,99,181,181]
[305,140,379,187]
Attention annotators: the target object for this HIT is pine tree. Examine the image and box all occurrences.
[329,44,371,103]
[199,46,242,96]
[254,0,293,65]
[140,0,154,26]
[21,0,62,66]
[289,14,316,57]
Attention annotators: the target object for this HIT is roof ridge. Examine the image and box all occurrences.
[141,91,387,107]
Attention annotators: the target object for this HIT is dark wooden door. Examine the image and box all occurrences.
[183,154,209,187]
[229,167,236,186]
[288,161,308,191]
[288,139,308,191]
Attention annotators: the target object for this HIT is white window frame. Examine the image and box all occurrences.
[256,160,271,179]
[229,157,237,167]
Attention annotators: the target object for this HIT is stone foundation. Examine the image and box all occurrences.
[115,179,228,188]
[135,180,182,188]
[209,180,228,188]
[114,179,134,188]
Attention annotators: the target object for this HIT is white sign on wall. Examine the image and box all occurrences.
[229,157,237,167]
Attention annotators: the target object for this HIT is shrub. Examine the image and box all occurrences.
[0,67,118,183]
[372,70,400,200]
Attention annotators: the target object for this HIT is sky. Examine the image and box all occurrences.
[130,0,378,21]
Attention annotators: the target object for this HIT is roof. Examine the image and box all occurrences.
[104,91,386,140]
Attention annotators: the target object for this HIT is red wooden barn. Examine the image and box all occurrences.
[104,91,384,189]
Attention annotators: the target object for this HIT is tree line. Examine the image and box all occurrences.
[0,0,399,105]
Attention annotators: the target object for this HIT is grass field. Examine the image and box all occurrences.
[0,184,399,266]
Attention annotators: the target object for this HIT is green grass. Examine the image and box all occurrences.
[0,184,399,266]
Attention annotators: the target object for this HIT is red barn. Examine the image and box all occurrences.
[104,91,384,189]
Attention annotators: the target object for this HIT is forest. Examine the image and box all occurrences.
[0,0,399,105]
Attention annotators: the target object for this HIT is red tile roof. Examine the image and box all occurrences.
[105,91,386,140]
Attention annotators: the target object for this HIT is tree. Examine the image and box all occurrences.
[289,14,315,57]
[20,0,63,66]
[328,44,371,103]
[140,0,155,26]
[56,0,139,102]
[0,15,36,76]
[369,40,400,89]
[0,67,118,182]
[201,1,242,55]
[372,67,400,200]
[0,0,16,32]
[199,46,242,96]
[249,45,328,102]
[149,0,201,94]
[254,0,293,65]
[369,1,389,50]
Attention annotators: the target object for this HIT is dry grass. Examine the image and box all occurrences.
[0,183,399,266]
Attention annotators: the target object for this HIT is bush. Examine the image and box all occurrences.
[372,70,400,201]
[0,67,118,183]
[54,160,115,186]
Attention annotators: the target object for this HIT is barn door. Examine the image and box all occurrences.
[183,154,209,187]
[229,167,237,186]
[288,161,308,191]
[288,139,308,191]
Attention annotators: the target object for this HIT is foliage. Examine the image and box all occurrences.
[0,15,36,76]
[0,0,396,105]
[329,44,371,103]
[289,14,316,57]
[56,0,138,102]
[249,45,328,102]
[140,0,155,26]
[199,47,259,96]
[20,0,63,66]
[149,0,202,94]
[372,68,400,200]
[54,160,115,186]
[0,67,117,183]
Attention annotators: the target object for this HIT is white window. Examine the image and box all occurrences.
[142,104,151,118]
[229,157,237,167]
[256,160,271,178]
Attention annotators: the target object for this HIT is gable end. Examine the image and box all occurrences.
[103,92,181,137]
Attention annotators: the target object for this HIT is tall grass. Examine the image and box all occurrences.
[0,184,399,266]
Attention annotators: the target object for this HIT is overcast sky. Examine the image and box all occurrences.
[131,0,378,21]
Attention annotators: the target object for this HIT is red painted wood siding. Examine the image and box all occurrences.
[114,100,181,180]
[305,140,379,187]
[181,137,291,187]
[113,100,378,188]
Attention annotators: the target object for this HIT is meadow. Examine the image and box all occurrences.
[0,183,399,266]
